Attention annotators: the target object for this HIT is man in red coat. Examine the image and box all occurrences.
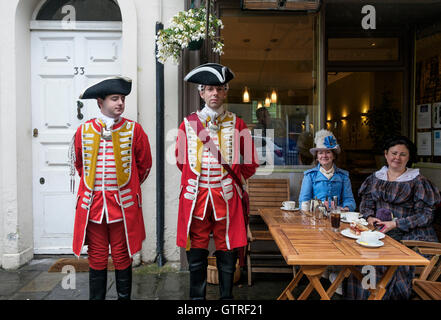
[70,76,152,300]
[176,63,259,299]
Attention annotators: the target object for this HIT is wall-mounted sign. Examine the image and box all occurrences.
[434,130,441,156]
[417,131,432,156]
[417,103,432,129]
[433,102,441,129]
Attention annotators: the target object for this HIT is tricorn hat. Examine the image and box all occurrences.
[184,63,234,85]
[309,129,341,155]
[79,76,132,99]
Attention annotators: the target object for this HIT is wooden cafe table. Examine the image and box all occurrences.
[258,208,430,300]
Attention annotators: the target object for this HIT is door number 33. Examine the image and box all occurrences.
[74,67,85,75]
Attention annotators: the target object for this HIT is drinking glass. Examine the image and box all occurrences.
[330,208,341,232]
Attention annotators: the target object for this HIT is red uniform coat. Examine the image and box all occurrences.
[175,111,259,250]
[72,117,152,257]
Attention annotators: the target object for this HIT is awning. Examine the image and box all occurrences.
[242,0,321,11]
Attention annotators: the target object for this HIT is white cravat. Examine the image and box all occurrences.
[99,113,119,129]
[199,104,225,122]
[320,165,335,180]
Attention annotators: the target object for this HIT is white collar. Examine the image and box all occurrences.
[99,113,120,129]
[198,104,225,122]
[375,166,420,182]
[319,165,335,180]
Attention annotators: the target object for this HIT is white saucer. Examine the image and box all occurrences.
[340,228,385,240]
[340,228,360,239]
[280,207,299,211]
[356,239,384,248]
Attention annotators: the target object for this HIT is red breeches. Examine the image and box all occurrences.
[86,220,132,270]
[189,188,228,251]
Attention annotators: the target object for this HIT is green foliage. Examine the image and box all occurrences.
[363,91,401,154]
[155,6,224,64]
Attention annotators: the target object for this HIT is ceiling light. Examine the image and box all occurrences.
[243,86,250,103]
[271,89,277,103]
[264,95,271,107]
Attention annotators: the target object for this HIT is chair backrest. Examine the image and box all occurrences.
[246,178,290,216]
[402,240,441,282]
[418,247,441,282]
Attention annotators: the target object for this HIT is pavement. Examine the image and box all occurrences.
[0,255,342,300]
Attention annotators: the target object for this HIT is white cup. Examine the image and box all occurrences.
[301,201,310,212]
[282,201,296,210]
[360,231,380,244]
[345,212,359,222]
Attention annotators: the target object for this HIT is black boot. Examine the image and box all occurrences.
[89,267,107,300]
[115,266,132,300]
[186,248,209,300]
[215,250,238,300]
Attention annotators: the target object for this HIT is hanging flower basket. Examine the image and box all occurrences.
[155,7,224,64]
[188,38,204,51]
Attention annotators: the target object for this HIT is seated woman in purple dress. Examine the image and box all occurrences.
[346,136,440,300]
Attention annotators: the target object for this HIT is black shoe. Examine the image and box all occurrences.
[215,250,238,300]
[89,267,107,300]
[186,248,209,300]
[115,266,132,300]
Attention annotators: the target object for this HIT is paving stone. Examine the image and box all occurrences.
[0,257,300,300]
[19,272,65,293]
[0,270,41,297]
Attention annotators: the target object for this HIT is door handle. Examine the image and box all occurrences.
[33,128,39,137]
[77,101,84,120]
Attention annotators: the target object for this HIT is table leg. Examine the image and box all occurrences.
[326,267,351,297]
[301,266,328,300]
[307,275,331,300]
[297,282,314,300]
[277,268,305,300]
[368,266,398,300]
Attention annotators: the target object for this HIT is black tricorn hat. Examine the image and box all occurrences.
[184,63,234,85]
[79,76,132,99]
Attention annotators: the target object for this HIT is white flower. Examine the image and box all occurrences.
[155,7,225,64]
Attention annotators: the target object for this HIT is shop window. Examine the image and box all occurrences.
[415,31,441,163]
[36,0,122,21]
[220,12,319,167]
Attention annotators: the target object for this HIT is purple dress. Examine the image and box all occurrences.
[345,172,440,300]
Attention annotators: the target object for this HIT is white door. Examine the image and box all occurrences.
[31,29,122,254]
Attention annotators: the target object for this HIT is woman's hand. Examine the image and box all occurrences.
[367,216,381,227]
[375,220,397,233]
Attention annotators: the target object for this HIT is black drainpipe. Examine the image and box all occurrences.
[155,22,166,267]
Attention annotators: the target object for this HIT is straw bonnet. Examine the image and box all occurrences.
[309,129,341,155]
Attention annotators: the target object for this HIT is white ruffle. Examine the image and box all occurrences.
[375,166,420,182]
[197,104,225,122]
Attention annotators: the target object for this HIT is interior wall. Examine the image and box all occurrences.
[326,72,373,152]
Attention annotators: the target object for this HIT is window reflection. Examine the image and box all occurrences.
[220,13,319,166]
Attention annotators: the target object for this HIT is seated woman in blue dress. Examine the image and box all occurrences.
[299,129,356,212]
[346,136,440,300]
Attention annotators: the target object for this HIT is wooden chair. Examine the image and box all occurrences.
[401,240,441,300]
[246,178,294,286]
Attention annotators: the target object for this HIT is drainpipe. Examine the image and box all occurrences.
[155,21,166,267]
